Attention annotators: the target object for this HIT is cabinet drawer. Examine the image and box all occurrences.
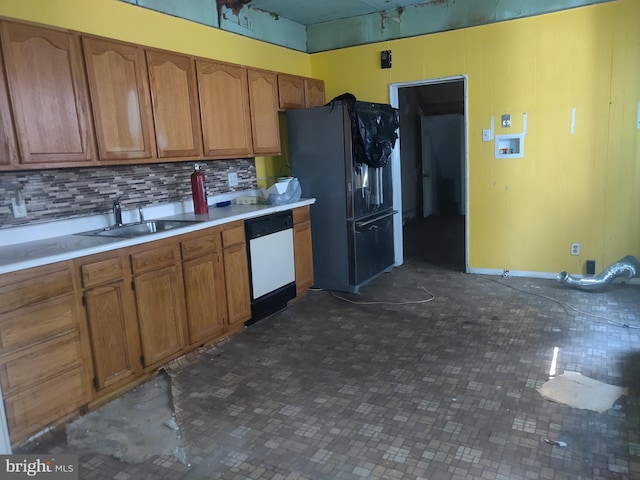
[131,244,176,273]
[0,331,82,394]
[0,268,73,315]
[81,257,124,287]
[181,234,218,260]
[5,365,88,442]
[0,295,76,351]
[221,222,245,248]
[292,206,310,224]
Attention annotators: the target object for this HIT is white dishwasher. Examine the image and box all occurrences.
[245,210,296,325]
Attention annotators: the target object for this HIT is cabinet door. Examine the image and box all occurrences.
[196,60,252,158]
[0,46,17,167]
[83,37,155,160]
[84,281,141,390]
[277,74,305,110]
[146,50,202,158]
[134,265,187,367]
[247,69,280,155]
[183,253,227,344]
[304,78,326,108]
[0,22,94,165]
[222,243,252,326]
[294,219,314,296]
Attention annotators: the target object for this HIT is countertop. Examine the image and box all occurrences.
[0,198,315,275]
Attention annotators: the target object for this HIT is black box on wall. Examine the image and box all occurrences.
[380,50,392,69]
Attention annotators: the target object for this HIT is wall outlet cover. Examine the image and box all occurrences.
[482,129,491,142]
[227,172,239,187]
[11,195,27,218]
[570,242,580,256]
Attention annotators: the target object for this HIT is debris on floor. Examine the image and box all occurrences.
[544,438,568,447]
[537,371,628,413]
[66,372,186,464]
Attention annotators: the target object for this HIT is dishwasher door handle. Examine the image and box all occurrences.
[355,210,398,228]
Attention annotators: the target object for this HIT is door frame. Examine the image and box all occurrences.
[389,75,469,272]
[420,115,434,219]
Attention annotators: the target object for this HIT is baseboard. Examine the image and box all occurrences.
[467,268,640,285]
[468,268,558,279]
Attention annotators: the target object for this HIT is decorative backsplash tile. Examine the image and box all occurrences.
[0,159,256,229]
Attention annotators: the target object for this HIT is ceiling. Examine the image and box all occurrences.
[125,0,612,53]
[248,0,430,26]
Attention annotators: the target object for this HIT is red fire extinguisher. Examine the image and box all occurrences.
[191,163,208,214]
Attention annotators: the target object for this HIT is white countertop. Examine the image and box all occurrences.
[0,197,315,275]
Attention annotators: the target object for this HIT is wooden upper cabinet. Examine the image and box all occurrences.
[0,46,17,166]
[0,22,94,165]
[277,74,305,110]
[196,60,252,158]
[247,69,280,156]
[82,37,155,161]
[304,78,326,107]
[146,50,202,159]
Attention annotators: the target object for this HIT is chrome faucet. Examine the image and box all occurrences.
[113,195,124,226]
[137,204,144,223]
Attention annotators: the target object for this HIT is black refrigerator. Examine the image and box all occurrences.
[287,99,399,293]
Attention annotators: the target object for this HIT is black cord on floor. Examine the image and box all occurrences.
[480,275,640,329]
[310,285,435,305]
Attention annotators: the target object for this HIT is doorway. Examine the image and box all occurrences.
[389,76,468,272]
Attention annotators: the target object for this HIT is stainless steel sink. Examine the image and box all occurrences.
[78,220,201,238]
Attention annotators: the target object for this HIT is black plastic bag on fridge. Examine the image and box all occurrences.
[326,93,399,168]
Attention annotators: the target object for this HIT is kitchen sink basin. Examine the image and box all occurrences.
[78,220,201,238]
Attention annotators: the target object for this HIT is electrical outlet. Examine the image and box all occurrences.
[570,242,581,256]
[11,192,27,218]
[227,172,238,187]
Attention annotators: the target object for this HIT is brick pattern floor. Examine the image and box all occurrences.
[18,258,640,480]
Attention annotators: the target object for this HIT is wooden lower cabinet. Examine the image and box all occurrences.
[133,259,188,367]
[84,282,141,389]
[0,261,91,445]
[76,252,142,393]
[0,215,272,445]
[293,206,314,296]
[221,222,252,326]
[4,366,88,442]
[181,228,228,344]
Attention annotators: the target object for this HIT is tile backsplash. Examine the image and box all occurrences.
[0,159,256,229]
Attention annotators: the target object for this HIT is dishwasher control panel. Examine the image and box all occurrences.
[245,210,293,240]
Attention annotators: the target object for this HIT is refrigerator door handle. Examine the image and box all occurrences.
[355,210,398,228]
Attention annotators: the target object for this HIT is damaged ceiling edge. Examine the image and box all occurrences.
[216,0,251,28]
[120,0,615,53]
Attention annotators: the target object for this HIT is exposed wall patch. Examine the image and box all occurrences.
[216,0,251,27]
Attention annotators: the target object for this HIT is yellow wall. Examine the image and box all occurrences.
[1,0,637,275]
[312,0,640,274]
[0,0,312,183]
